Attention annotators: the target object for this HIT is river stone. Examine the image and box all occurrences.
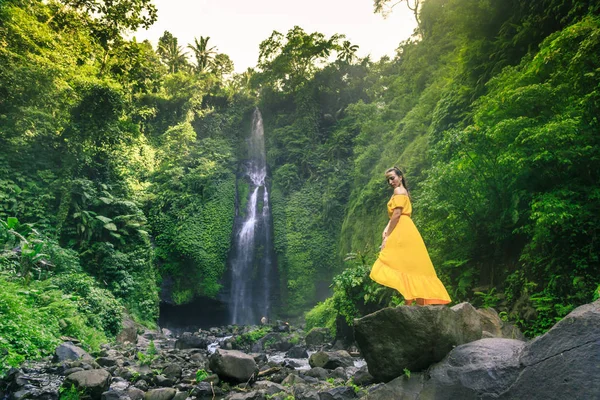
[96,357,119,367]
[420,338,525,399]
[305,367,329,380]
[54,342,93,362]
[144,388,176,400]
[308,351,353,370]
[497,299,600,399]
[253,381,288,396]
[318,386,357,400]
[352,365,374,386]
[64,369,111,399]
[175,333,208,350]
[209,349,258,383]
[162,364,182,380]
[227,390,267,400]
[293,384,320,400]
[116,317,138,344]
[365,374,426,400]
[285,345,309,358]
[305,328,331,346]
[354,305,482,382]
[281,373,306,385]
[172,392,188,400]
[126,387,145,400]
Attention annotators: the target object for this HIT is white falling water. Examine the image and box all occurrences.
[229,109,274,324]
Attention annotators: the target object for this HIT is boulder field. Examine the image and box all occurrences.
[1,300,598,399]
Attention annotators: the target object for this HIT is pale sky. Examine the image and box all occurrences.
[132,0,418,73]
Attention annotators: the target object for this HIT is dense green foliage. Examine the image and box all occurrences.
[0,0,252,372]
[258,1,600,335]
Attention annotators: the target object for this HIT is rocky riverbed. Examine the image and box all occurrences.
[2,300,599,400]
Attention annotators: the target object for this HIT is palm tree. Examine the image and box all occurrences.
[158,38,188,73]
[188,36,217,74]
[337,40,359,64]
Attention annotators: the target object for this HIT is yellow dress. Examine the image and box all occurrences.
[370,194,451,305]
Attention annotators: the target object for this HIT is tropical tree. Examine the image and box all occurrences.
[188,36,217,74]
[337,40,359,64]
[158,33,188,73]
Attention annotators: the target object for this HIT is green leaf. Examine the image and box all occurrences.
[7,217,19,229]
[96,215,113,224]
[103,223,118,231]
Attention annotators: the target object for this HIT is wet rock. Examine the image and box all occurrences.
[96,357,119,367]
[365,373,426,400]
[63,367,85,375]
[154,374,175,387]
[420,338,525,399]
[354,305,483,382]
[134,380,149,391]
[101,390,129,400]
[227,390,267,400]
[175,333,208,350]
[162,364,182,380]
[281,373,306,385]
[330,367,347,380]
[309,351,353,370]
[317,386,357,400]
[116,317,139,345]
[293,384,320,400]
[305,328,331,346]
[304,367,328,380]
[54,342,93,363]
[144,388,176,400]
[172,391,188,400]
[64,369,111,399]
[285,345,308,358]
[351,366,374,386]
[126,387,145,400]
[498,299,600,399]
[209,349,258,383]
[253,381,288,396]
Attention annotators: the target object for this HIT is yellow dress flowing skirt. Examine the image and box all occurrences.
[370,195,451,305]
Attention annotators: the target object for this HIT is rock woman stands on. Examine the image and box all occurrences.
[370,167,451,305]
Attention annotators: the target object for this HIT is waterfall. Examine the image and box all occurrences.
[227,109,276,325]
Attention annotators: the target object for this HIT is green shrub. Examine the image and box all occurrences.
[0,277,108,376]
[305,297,337,336]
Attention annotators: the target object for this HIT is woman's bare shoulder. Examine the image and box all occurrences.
[394,187,409,196]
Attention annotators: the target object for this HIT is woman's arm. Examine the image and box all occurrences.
[382,220,391,239]
[381,208,402,249]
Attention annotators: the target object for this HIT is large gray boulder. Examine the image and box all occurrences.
[209,349,258,383]
[174,332,208,350]
[353,305,482,382]
[498,299,600,399]
[308,350,354,370]
[54,342,93,362]
[420,338,525,399]
[305,327,332,346]
[144,388,176,400]
[64,369,111,399]
[364,374,427,400]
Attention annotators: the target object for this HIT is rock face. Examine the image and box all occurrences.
[497,299,600,399]
[354,305,483,382]
[208,349,258,383]
[420,338,525,399]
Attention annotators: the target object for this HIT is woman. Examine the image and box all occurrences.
[370,167,451,305]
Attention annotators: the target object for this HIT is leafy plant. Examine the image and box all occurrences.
[195,369,209,383]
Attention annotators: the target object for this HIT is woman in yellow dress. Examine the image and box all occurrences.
[370,167,451,305]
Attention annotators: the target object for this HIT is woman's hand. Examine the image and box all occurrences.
[382,230,387,240]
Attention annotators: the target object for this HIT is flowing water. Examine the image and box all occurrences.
[227,109,277,325]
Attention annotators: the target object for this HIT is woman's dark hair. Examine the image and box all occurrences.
[385,166,410,196]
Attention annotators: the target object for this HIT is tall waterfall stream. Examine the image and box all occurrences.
[227,109,276,325]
